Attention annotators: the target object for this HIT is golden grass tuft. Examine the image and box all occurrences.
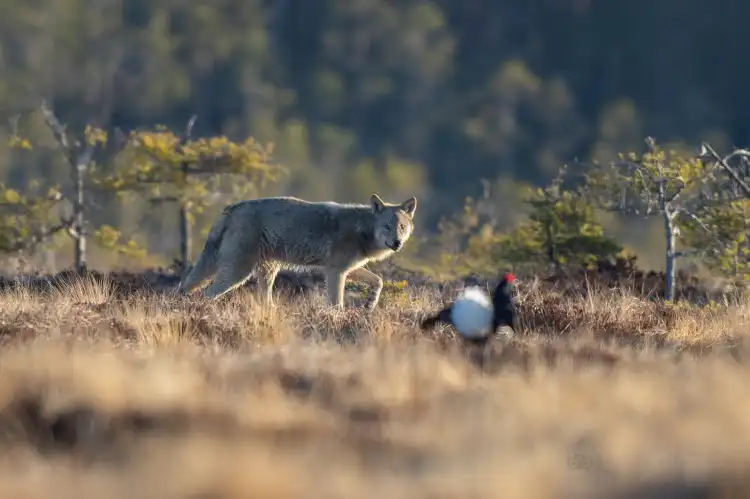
[0,275,749,498]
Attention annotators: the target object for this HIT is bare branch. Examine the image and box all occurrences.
[598,203,655,217]
[170,115,199,157]
[131,143,235,173]
[186,164,247,175]
[77,143,96,169]
[674,248,705,258]
[5,218,74,253]
[136,174,171,184]
[673,207,712,233]
[183,115,198,142]
[40,99,98,177]
[40,100,71,152]
[666,160,718,205]
[8,115,20,136]
[700,142,750,198]
[683,190,745,214]
[613,160,658,180]
[113,127,129,149]
[149,196,180,203]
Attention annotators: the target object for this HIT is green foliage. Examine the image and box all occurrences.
[582,138,750,295]
[91,127,284,216]
[3,119,154,263]
[84,124,286,264]
[682,199,750,280]
[422,195,496,279]
[425,170,622,278]
[494,172,622,273]
[7,135,32,150]
[0,0,747,273]
[84,125,108,147]
[346,279,409,307]
[92,225,148,260]
[381,280,410,306]
[0,181,66,253]
[585,140,709,217]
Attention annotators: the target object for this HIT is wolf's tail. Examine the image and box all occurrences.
[202,205,234,259]
[177,205,234,293]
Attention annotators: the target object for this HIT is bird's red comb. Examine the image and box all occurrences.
[505,272,516,283]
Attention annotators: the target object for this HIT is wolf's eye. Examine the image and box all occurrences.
[399,223,405,230]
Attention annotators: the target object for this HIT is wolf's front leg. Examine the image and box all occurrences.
[349,267,383,311]
[325,270,347,309]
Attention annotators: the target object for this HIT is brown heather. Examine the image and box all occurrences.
[0,274,750,498]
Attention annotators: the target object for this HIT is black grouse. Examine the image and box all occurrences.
[420,272,518,345]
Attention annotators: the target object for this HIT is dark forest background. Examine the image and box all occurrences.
[0,0,746,272]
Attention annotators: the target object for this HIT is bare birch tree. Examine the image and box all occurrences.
[585,137,720,301]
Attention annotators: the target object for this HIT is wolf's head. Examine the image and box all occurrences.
[370,194,417,251]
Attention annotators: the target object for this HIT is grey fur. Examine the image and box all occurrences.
[178,193,417,310]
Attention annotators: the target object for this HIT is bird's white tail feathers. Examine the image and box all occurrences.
[450,286,494,339]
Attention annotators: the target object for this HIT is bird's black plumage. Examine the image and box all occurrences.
[491,273,518,334]
[420,306,453,330]
[420,272,518,341]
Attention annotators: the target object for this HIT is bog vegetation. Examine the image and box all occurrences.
[2,3,750,497]
[0,271,748,498]
[2,0,750,275]
[4,104,750,302]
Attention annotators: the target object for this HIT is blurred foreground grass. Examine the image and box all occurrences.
[0,275,749,498]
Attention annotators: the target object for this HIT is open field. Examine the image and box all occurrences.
[1,272,750,498]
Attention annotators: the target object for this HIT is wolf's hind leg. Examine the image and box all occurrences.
[203,261,257,299]
[203,244,260,300]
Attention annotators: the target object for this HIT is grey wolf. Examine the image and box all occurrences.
[421,272,518,344]
[178,193,418,310]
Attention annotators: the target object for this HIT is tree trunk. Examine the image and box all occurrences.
[544,221,559,274]
[74,161,87,274]
[178,161,191,266]
[663,210,676,302]
[177,116,196,269]
[179,202,191,267]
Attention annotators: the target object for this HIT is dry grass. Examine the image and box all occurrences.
[1,276,750,498]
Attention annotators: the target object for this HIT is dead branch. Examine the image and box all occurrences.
[40,100,97,172]
[183,115,197,142]
[699,142,750,198]
[674,248,707,258]
[149,196,180,203]
[5,218,74,253]
[40,100,74,160]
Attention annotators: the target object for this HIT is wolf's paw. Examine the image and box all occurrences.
[363,299,379,312]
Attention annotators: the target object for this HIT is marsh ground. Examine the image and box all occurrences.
[0,274,749,498]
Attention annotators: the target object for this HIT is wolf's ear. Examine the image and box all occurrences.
[401,197,417,217]
[370,194,385,213]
